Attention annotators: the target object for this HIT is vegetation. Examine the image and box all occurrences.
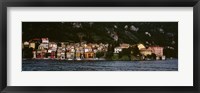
[120,55,130,61]
[96,52,104,58]
[111,54,119,60]
[22,47,33,58]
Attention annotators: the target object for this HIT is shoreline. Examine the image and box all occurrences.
[22,58,178,62]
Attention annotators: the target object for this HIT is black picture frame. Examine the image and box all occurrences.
[0,0,199,93]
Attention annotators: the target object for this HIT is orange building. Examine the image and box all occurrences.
[148,46,163,57]
[84,52,94,58]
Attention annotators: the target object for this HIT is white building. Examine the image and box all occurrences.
[41,38,49,43]
[114,47,122,53]
[39,43,49,49]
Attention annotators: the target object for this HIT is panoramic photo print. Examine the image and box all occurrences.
[22,22,178,71]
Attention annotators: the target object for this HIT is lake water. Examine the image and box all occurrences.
[22,59,178,71]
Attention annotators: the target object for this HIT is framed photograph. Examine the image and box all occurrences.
[0,0,199,93]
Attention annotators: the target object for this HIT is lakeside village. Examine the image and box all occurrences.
[22,38,166,61]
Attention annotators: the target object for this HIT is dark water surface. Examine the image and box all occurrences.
[22,59,178,71]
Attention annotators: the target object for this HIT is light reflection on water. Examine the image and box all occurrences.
[22,59,178,71]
